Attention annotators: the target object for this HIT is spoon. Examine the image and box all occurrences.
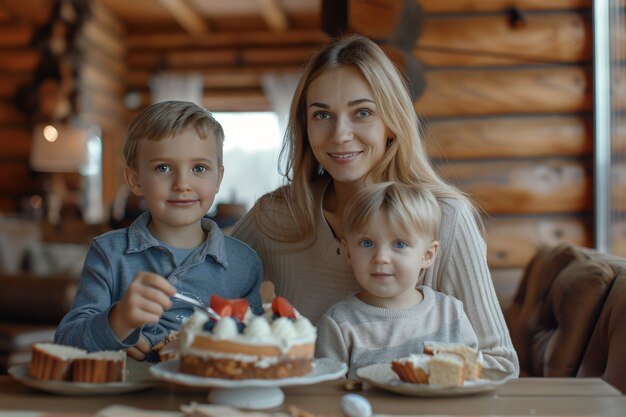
[172,293,222,321]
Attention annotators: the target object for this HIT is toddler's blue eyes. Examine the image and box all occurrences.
[394,241,408,249]
[156,165,170,173]
[359,239,373,248]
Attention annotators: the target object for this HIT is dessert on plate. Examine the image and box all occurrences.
[30,342,126,382]
[179,295,316,379]
[391,342,481,387]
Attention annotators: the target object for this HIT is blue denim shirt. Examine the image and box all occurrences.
[54,211,263,352]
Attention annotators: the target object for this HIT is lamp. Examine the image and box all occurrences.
[30,123,89,173]
[29,123,102,224]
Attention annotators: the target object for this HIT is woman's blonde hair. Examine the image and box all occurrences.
[124,100,224,169]
[265,34,477,241]
[343,182,442,242]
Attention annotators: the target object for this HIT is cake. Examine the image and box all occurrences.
[424,341,481,380]
[150,330,181,362]
[179,295,316,379]
[391,342,481,386]
[30,343,87,381]
[390,353,430,384]
[30,342,126,383]
[72,350,126,383]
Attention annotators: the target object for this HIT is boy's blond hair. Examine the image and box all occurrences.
[124,101,224,169]
[344,182,441,241]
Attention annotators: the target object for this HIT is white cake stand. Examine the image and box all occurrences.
[150,358,347,409]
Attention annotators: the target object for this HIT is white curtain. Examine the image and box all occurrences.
[261,72,301,137]
[150,72,204,105]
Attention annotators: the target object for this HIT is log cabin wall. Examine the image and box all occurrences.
[0,8,42,213]
[0,0,596,307]
[0,1,127,217]
[415,0,594,303]
[347,0,594,304]
[78,2,127,211]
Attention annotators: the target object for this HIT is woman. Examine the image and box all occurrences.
[231,34,519,375]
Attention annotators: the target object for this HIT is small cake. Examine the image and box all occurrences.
[179,295,316,379]
[30,343,87,381]
[428,353,465,386]
[151,330,181,362]
[424,341,481,380]
[72,350,126,383]
[30,342,127,383]
[390,353,430,384]
[391,342,480,386]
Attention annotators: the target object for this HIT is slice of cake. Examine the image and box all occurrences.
[424,341,481,380]
[72,350,127,383]
[427,353,465,386]
[391,353,430,383]
[179,296,317,379]
[30,343,127,383]
[30,343,87,381]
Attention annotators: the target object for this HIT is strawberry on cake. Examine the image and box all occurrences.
[179,296,316,379]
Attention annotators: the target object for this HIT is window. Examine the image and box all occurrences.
[211,112,285,212]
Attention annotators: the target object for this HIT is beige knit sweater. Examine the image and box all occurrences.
[231,181,519,375]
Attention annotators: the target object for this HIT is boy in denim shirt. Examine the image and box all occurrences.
[55,101,263,360]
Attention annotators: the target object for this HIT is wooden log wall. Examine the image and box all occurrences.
[0,2,127,221]
[422,0,594,302]
[0,22,38,213]
[118,0,598,306]
[0,0,602,308]
[350,0,595,305]
[78,2,128,212]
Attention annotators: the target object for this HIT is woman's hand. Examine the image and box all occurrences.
[109,272,176,343]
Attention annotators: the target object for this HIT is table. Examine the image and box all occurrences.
[0,375,624,417]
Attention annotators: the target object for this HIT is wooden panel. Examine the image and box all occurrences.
[0,74,31,98]
[78,89,126,121]
[416,67,591,117]
[0,128,30,158]
[202,90,271,112]
[438,159,593,214]
[0,162,38,195]
[127,66,302,90]
[0,24,32,46]
[128,46,319,69]
[611,161,626,211]
[0,102,26,125]
[417,13,591,67]
[485,216,592,268]
[82,19,126,59]
[610,219,626,259]
[83,42,126,81]
[127,30,328,50]
[128,70,264,91]
[0,51,38,72]
[419,0,591,13]
[91,0,126,37]
[132,90,272,113]
[80,62,126,97]
[425,115,592,160]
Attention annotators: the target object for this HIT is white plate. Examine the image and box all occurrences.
[8,360,156,396]
[150,358,347,388]
[356,363,514,397]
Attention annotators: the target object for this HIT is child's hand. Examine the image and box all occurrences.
[109,272,176,342]
[126,336,151,361]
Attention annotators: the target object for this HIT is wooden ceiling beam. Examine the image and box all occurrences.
[157,0,208,36]
[127,29,328,50]
[258,0,289,32]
